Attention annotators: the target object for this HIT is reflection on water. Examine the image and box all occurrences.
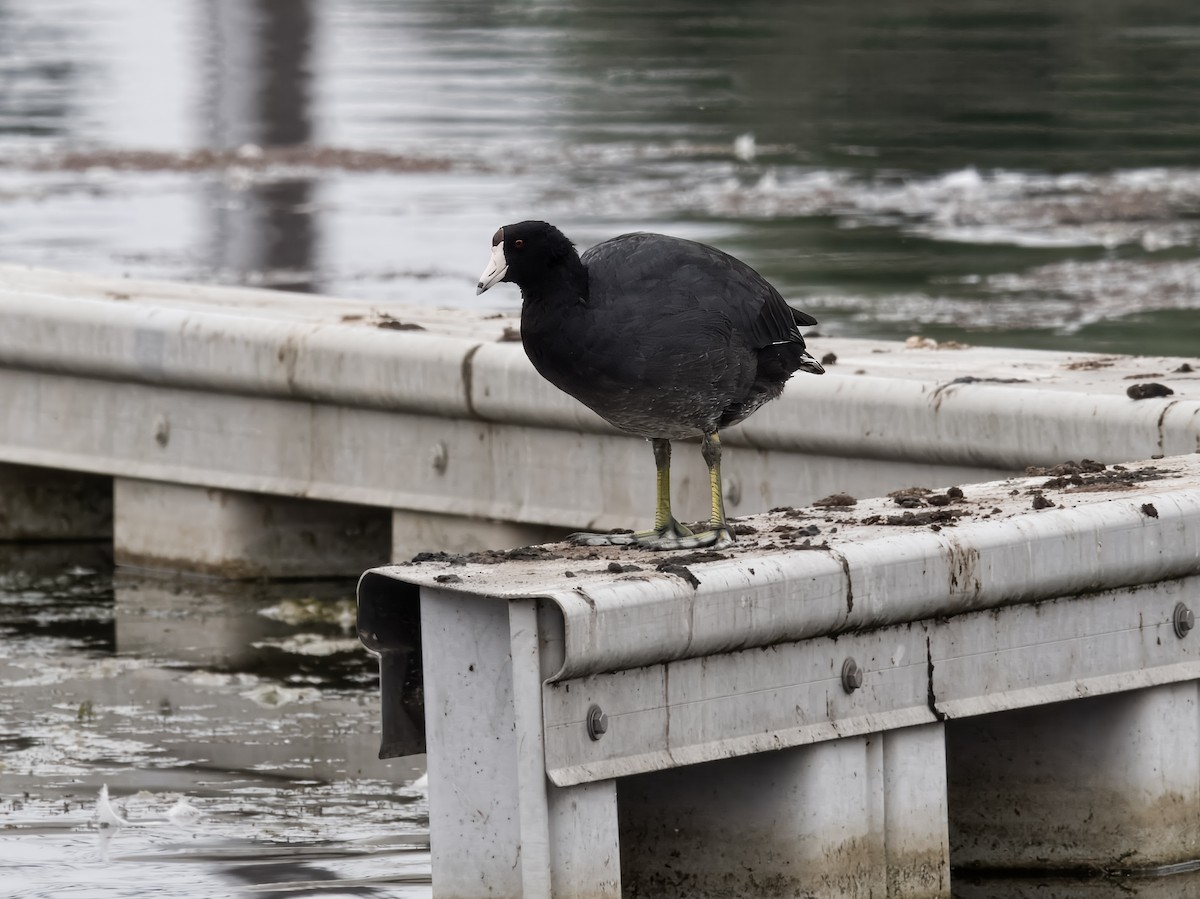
[0,0,1199,352]
[203,0,317,293]
[0,545,429,898]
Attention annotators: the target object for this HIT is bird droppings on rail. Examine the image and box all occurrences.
[813,493,858,508]
[1128,382,1175,400]
[409,545,559,566]
[864,508,964,528]
[396,454,1200,596]
[410,551,467,566]
[1029,461,1170,492]
[891,486,961,509]
[1063,356,1121,371]
[607,562,644,574]
[770,524,822,539]
[374,315,426,331]
[1025,459,1107,476]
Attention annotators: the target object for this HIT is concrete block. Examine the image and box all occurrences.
[953,870,1200,898]
[391,508,564,561]
[114,478,389,577]
[0,462,111,540]
[618,724,950,898]
[948,683,1200,872]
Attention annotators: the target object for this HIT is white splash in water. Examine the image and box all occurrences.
[733,133,757,162]
[96,784,128,829]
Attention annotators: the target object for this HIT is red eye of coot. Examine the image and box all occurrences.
[514,239,524,248]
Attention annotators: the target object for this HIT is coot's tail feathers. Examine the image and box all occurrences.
[790,307,818,328]
[717,341,824,428]
[756,302,821,369]
[757,341,825,383]
[794,349,826,375]
[786,307,824,373]
[750,296,819,347]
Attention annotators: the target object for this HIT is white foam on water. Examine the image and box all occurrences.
[251,634,365,657]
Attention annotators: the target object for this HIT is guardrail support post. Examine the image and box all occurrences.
[392,508,562,560]
[421,588,621,898]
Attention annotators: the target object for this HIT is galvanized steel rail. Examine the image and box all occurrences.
[2,263,1198,536]
[360,455,1200,777]
[359,456,1200,897]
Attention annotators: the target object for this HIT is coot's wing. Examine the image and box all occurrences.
[541,292,742,391]
[582,233,816,349]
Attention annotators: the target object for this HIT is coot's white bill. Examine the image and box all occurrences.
[477,242,508,294]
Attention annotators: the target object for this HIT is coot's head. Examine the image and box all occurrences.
[476,221,577,295]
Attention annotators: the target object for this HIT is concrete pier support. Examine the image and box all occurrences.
[0,462,111,540]
[948,683,1200,874]
[619,724,950,898]
[391,508,563,561]
[114,479,390,577]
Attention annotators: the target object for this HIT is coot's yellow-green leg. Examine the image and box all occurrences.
[569,438,694,547]
[699,431,735,548]
[648,438,693,537]
[651,437,673,530]
[638,432,734,550]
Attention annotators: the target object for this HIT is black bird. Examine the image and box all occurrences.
[477,221,824,550]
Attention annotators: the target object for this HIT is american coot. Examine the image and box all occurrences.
[477,221,824,550]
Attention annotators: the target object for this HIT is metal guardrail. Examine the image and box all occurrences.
[360,455,1200,765]
[2,264,1198,535]
[358,455,1200,896]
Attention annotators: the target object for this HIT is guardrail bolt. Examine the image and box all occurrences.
[1174,603,1194,638]
[430,441,449,475]
[586,704,608,741]
[841,658,864,693]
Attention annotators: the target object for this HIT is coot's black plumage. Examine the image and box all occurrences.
[477,221,824,549]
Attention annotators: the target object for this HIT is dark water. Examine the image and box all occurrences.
[1,0,1200,353]
[0,545,429,898]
